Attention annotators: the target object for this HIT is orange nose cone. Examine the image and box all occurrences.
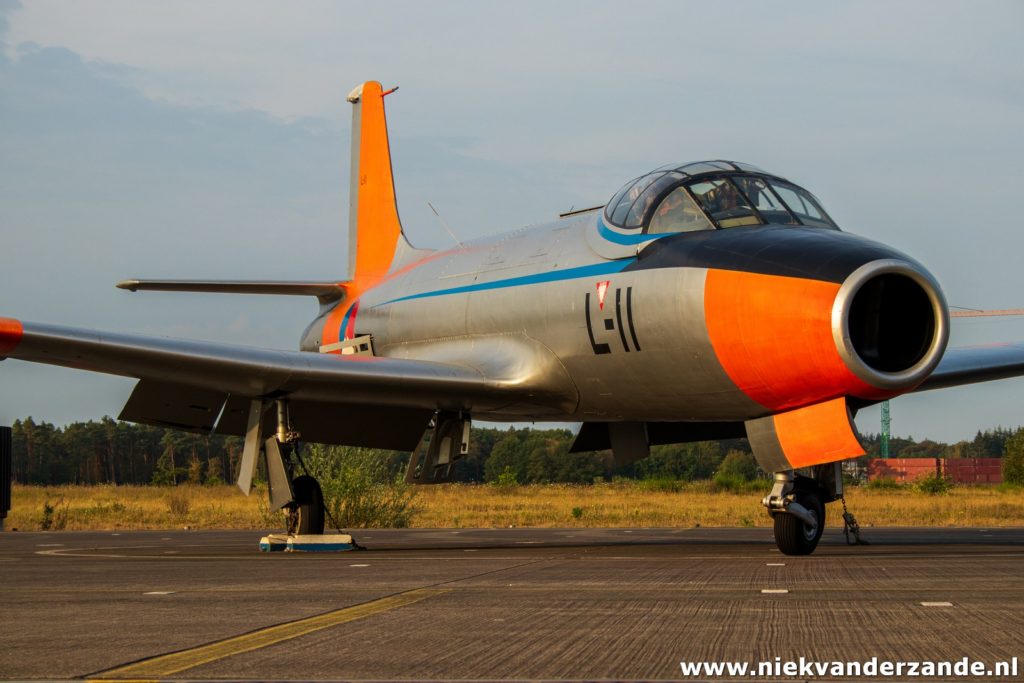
[0,317,24,356]
[703,269,880,411]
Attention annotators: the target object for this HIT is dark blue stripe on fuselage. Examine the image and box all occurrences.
[378,259,636,306]
[624,225,917,283]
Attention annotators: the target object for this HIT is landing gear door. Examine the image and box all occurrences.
[405,411,470,484]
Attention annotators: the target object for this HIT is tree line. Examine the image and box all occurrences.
[7,417,1022,487]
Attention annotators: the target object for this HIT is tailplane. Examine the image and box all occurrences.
[346,81,410,283]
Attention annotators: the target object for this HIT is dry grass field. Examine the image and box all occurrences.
[6,481,1024,531]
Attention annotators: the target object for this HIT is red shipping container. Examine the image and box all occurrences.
[942,458,1003,484]
[867,458,940,482]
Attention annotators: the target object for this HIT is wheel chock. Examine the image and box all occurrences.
[259,534,290,552]
[259,533,356,552]
[287,533,355,552]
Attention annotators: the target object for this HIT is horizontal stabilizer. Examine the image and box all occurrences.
[117,279,348,303]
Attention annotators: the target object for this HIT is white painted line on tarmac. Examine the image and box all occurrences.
[144,591,176,595]
[920,601,954,607]
[36,543,64,547]
[766,563,785,566]
[516,541,542,544]
[349,564,370,567]
[463,549,477,552]
[761,589,789,594]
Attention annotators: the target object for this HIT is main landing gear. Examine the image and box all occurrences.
[271,402,327,536]
[237,398,328,536]
[762,463,843,555]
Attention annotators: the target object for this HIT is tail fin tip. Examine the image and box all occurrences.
[347,80,403,283]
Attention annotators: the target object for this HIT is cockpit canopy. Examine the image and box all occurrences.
[604,160,837,233]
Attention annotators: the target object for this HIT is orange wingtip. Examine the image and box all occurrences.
[0,317,24,356]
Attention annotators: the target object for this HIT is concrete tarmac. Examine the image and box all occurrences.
[1,527,1022,681]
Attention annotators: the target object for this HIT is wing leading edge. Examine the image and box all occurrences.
[913,342,1024,392]
[0,318,577,420]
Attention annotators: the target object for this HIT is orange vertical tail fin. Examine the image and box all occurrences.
[346,81,405,284]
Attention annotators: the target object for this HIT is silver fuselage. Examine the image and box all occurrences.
[303,210,943,425]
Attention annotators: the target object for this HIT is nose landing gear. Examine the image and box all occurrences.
[762,464,842,555]
[771,486,825,555]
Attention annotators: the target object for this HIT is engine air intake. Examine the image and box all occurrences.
[833,260,949,391]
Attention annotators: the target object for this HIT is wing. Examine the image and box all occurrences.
[0,318,576,448]
[913,342,1024,392]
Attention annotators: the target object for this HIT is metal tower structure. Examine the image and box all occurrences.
[880,400,890,459]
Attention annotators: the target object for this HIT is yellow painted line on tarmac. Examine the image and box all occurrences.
[92,588,449,679]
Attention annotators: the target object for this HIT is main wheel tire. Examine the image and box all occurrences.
[291,475,325,535]
[773,490,825,556]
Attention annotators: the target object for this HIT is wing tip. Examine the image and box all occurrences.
[0,317,24,356]
[116,280,140,291]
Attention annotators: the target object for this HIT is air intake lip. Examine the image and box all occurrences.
[832,259,949,391]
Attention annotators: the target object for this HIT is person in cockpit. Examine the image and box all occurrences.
[706,181,743,214]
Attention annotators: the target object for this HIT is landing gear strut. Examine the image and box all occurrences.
[272,400,326,535]
[762,463,842,555]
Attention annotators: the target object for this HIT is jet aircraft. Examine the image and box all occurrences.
[4,81,1024,555]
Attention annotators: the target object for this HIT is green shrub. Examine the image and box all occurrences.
[490,466,520,490]
[40,496,68,531]
[915,474,953,495]
[299,444,418,528]
[865,477,906,490]
[571,506,584,519]
[1003,430,1024,485]
[717,450,760,481]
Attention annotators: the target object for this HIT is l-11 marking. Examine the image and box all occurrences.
[585,283,640,355]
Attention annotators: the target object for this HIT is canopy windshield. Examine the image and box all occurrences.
[604,164,838,233]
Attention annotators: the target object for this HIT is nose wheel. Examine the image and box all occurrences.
[762,468,839,556]
[772,490,824,555]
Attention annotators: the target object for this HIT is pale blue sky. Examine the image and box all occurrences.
[1,1,1023,442]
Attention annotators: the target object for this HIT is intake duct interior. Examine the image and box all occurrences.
[848,273,935,373]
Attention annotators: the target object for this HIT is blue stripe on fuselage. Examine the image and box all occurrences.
[379,259,637,306]
[597,216,670,246]
[339,303,355,332]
